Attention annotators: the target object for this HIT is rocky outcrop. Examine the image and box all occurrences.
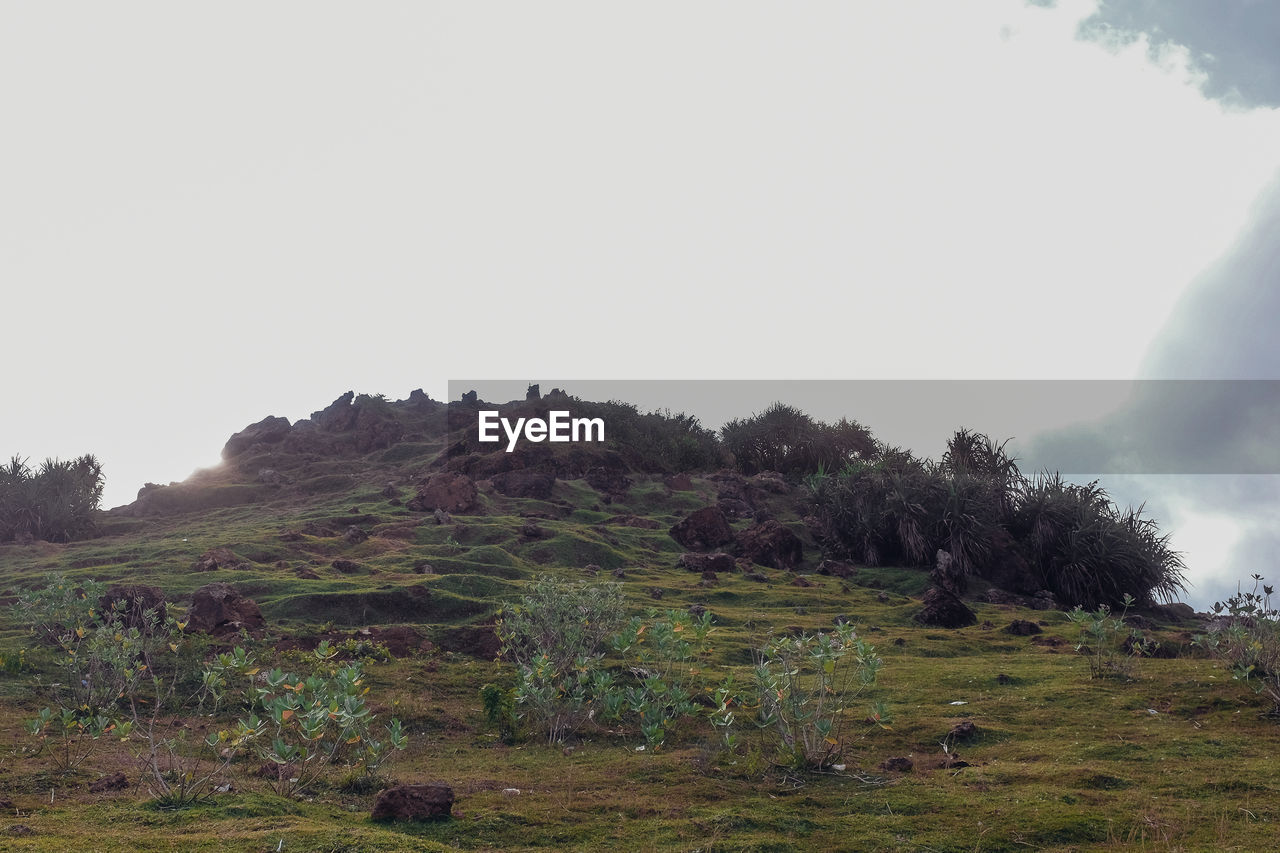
[222,416,292,460]
[185,583,265,638]
[407,472,478,514]
[914,586,977,629]
[735,520,803,569]
[371,783,454,822]
[669,507,734,551]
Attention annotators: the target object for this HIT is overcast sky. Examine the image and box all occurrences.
[4,1,1278,608]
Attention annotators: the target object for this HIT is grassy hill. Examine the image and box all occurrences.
[0,391,1274,852]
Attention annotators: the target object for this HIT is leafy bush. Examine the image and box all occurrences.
[607,608,716,748]
[1195,575,1280,713]
[722,623,887,771]
[1066,594,1155,680]
[495,575,627,743]
[0,454,104,543]
[722,403,875,477]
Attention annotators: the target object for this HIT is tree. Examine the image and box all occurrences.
[0,453,104,543]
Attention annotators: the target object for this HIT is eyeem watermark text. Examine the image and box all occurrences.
[478,411,605,452]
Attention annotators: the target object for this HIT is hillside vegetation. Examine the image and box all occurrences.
[0,388,1274,852]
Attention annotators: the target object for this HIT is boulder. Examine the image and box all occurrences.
[669,507,734,551]
[343,526,369,544]
[914,586,977,629]
[879,756,914,773]
[88,772,128,793]
[735,520,803,569]
[407,468,478,507]
[817,559,857,579]
[185,583,265,638]
[1004,619,1042,636]
[193,547,241,573]
[331,559,362,574]
[585,465,631,497]
[222,416,291,460]
[371,783,454,822]
[435,622,501,659]
[664,473,695,491]
[491,469,556,500]
[98,585,166,632]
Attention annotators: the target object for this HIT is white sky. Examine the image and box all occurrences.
[4,1,1279,607]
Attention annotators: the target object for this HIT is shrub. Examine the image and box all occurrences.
[607,608,716,748]
[1066,594,1155,680]
[495,575,627,743]
[1194,575,1280,713]
[0,454,104,543]
[722,403,875,477]
[728,622,887,771]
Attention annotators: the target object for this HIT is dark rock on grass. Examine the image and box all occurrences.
[343,526,369,544]
[649,587,665,600]
[612,568,627,579]
[664,473,694,491]
[583,564,600,575]
[585,465,631,497]
[185,583,266,638]
[98,584,166,632]
[669,507,735,551]
[8,825,34,837]
[949,720,978,740]
[791,575,815,588]
[88,772,128,793]
[817,559,856,579]
[300,521,334,538]
[193,547,241,573]
[996,673,1013,685]
[332,559,362,574]
[879,756,914,773]
[744,572,769,583]
[736,520,803,569]
[936,755,971,770]
[519,521,550,541]
[677,552,735,573]
[688,603,708,618]
[1004,619,1042,636]
[491,469,556,500]
[433,508,452,525]
[371,783,454,822]
[833,614,853,626]
[716,498,754,519]
[294,568,321,580]
[876,591,890,603]
[700,570,718,585]
[408,472,478,514]
[914,586,977,629]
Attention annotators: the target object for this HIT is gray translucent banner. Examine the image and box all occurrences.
[446,379,1280,475]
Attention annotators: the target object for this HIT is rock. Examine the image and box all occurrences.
[716,498,754,519]
[735,520,803,569]
[677,552,736,573]
[433,508,452,525]
[491,469,556,500]
[876,591,890,603]
[833,614,853,626]
[585,465,631,497]
[649,587,665,599]
[750,471,790,494]
[1004,619,1042,636]
[879,756,913,773]
[817,559,857,578]
[8,825,34,837]
[381,483,399,499]
[1149,602,1196,623]
[294,568,321,580]
[744,571,769,583]
[222,416,292,460]
[669,507,734,551]
[371,783,455,822]
[687,603,708,619]
[664,473,694,491]
[88,772,128,793]
[408,472,478,514]
[914,586,977,629]
[1029,590,1059,611]
[700,570,719,585]
[949,720,978,740]
[791,575,815,588]
[931,549,964,595]
[193,547,240,573]
[343,526,369,544]
[98,585,166,632]
[185,583,266,638]
[331,559,362,574]
[612,568,627,579]
[996,673,1013,685]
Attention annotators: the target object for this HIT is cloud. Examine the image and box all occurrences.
[1073,0,1280,108]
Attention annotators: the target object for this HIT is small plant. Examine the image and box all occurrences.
[608,608,716,749]
[479,683,518,743]
[496,575,627,743]
[238,642,408,797]
[1066,593,1154,680]
[741,622,887,771]
[1194,575,1280,713]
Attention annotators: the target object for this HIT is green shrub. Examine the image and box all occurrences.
[721,403,875,477]
[495,575,627,744]
[1194,575,1280,713]
[730,622,887,771]
[1066,594,1155,680]
[0,454,103,543]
